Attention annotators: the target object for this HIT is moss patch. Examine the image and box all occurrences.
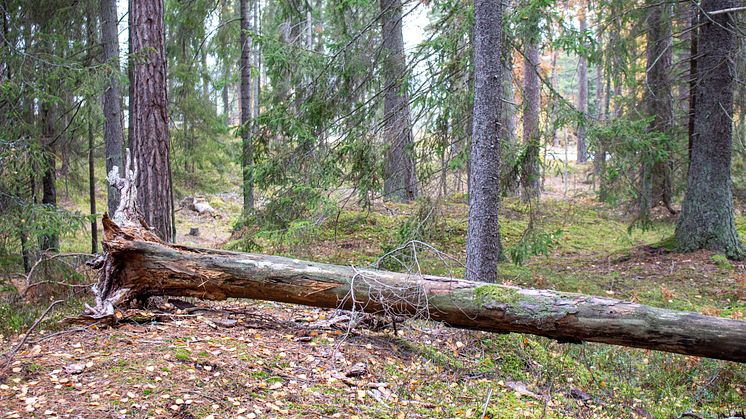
[474,285,521,306]
[711,254,733,270]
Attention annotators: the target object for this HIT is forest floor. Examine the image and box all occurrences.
[2,164,746,418]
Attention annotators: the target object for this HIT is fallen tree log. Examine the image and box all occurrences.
[89,214,746,363]
[87,154,746,362]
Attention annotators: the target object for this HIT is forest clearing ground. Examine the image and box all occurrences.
[2,165,746,417]
[0,300,624,418]
[1,290,745,417]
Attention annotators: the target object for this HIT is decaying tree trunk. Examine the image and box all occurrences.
[87,155,746,363]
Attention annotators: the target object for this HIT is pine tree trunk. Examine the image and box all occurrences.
[675,0,743,258]
[89,115,98,255]
[521,42,541,202]
[594,64,604,119]
[223,79,230,124]
[500,4,518,195]
[501,59,516,157]
[100,0,125,215]
[640,1,674,222]
[380,0,417,202]
[20,40,34,271]
[37,16,59,252]
[85,10,98,255]
[0,2,6,84]
[240,0,254,213]
[220,0,231,124]
[201,48,210,100]
[593,30,605,186]
[550,50,560,147]
[576,5,588,163]
[129,0,173,242]
[39,105,57,252]
[252,0,260,124]
[127,0,134,150]
[41,108,58,252]
[687,2,699,172]
[607,17,619,114]
[466,0,503,282]
[611,31,623,122]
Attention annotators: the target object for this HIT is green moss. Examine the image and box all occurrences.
[250,370,269,379]
[26,363,44,373]
[473,284,583,322]
[395,338,465,371]
[711,253,733,270]
[474,285,521,306]
[174,348,190,361]
[736,215,746,236]
[654,235,678,251]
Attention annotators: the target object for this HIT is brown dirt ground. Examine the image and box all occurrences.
[0,301,578,418]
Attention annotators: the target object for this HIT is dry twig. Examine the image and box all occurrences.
[1,299,64,370]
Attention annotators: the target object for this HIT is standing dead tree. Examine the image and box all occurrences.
[84,154,746,363]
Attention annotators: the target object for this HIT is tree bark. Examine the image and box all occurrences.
[466,0,503,282]
[550,50,560,148]
[219,0,232,127]
[611,23,623,120]
[0,0,7,85]
[521,42,541,202]
[675,0,743,258]
[223,78,230,124]
[201,47,210,100]
[594,62,604,119]
[100,0,125,215]
[40,104,58,252]
[240,0,254,213]
[687,3,699,173]
[87,9,98,255]
[640,1,674,222]
[252,0,260,134]
[592,26,605,186]
[576,4,588,163]
[130,0,173,242]
[127,0,134,151]
[37,15,59,252]
[89,116,98,255]
[88,205,746,362]
[499,0,518,196]
[380,0,417,202]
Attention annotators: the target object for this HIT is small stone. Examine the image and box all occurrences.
[64,363,85,375]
